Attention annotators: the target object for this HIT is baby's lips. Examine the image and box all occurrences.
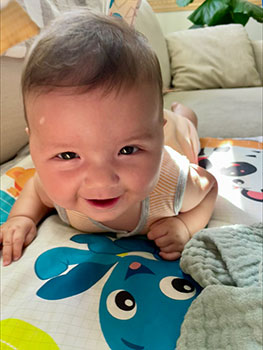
[87,196,120,208]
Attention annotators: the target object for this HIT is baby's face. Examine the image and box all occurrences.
[26,84,164,223]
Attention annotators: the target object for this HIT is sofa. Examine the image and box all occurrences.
[1,1,262,349]
[1,0,262,165]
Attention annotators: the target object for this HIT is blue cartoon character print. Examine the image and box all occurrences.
[35,234,202,349]
[100,254,198,349]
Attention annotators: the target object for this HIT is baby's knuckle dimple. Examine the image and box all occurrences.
[13,236,23,244]
[13,224,22,230]
[3,238,12,246]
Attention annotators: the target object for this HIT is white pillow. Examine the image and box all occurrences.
[135,0,171,89]
[166,24,262,91]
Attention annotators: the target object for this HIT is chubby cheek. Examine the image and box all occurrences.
[126,154,162,196]
[36,165,78,207]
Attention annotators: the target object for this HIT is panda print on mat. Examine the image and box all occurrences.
[198,139,262,225]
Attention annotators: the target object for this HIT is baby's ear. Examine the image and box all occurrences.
[25,127,30,136]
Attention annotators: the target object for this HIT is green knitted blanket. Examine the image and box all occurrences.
[177,224,263,350]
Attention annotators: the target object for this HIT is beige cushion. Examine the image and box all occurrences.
[0,56,28,164]
[135,0,171,89]
[251,40,263,84]
[163,87,262,138]
[166,24,262,91]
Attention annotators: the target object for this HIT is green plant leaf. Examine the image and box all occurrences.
[231,12,249,25]
[188,0,232,26]
[232,0,263,23]
[176,0,194,6]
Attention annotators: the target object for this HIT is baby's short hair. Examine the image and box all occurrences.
[22,10,163,104]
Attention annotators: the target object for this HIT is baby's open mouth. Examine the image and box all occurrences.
[87,197,120,208]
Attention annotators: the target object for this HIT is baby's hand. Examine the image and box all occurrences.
[147,217,190,260]
[0,216,37,266]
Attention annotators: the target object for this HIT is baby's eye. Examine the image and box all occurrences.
[57,152,79,160]
[119,146,139,155]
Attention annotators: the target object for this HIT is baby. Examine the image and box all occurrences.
[0,11,217,266]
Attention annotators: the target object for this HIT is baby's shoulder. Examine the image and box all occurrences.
[162,146,190,171]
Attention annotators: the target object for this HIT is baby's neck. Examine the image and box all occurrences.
[101,201,142,232]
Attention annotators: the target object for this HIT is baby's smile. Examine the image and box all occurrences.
[86,197,121,209]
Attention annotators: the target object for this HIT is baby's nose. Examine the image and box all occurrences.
[84,164,120,188]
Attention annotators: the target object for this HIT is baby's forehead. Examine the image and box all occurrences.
[25,84,162,130]
[26,82,160,106]
[25,88,76,118]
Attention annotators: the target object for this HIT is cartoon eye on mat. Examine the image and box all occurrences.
[107,289,137,320]
[220,162,257,176]
[159,276,196,300]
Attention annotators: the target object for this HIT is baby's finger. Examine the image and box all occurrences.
[24,227,37,247]
[159,243,178,254]
[159,250,181,261]
[154,234,174,248]
[147,227,167,240]
[12,231,26,262]
[2,230,14,266]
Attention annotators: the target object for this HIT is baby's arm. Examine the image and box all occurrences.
[0,174,52,266]
[148,165,218,260]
